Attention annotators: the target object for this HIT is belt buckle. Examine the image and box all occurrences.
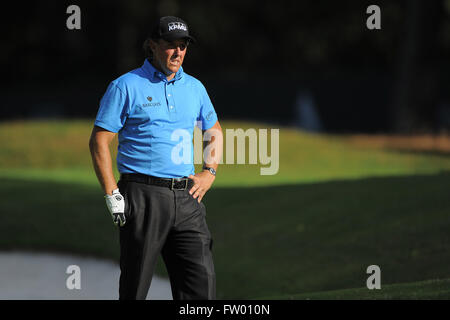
[171,178,188,190]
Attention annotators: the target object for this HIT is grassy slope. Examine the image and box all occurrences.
[259,278,450,300]
[1,120,450,299]
[1,119,449,186]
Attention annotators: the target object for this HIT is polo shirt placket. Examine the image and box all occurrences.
[166,81,176,115]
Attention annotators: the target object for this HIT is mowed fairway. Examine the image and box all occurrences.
[1,119,450,299]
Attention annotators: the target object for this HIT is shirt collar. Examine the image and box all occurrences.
[142,59,184,83]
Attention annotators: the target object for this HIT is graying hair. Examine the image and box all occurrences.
[142,38,153,59]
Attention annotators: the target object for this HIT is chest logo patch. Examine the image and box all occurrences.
[137,96,161,108]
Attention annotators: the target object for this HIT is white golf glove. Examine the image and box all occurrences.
[105,188,126,227]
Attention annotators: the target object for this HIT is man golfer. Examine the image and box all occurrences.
[89,16,222,300]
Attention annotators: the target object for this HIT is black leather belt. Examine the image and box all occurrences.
[120,173,194,190]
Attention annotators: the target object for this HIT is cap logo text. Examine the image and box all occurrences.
[168,22,187,32]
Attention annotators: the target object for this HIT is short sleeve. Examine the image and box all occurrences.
[196,82,218,130]
[94,82,129,133]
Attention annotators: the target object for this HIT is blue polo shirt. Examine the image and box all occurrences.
[94,59,218,178]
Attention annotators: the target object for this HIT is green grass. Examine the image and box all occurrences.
[259,278,450,299]
[208,173,450,298]
[1,119,450,299]
[1,119,450,187]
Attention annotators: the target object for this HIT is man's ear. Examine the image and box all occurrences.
[149,39,158,52]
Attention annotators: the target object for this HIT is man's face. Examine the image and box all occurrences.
[150,38,189,76]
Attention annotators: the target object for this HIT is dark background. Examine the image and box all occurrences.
[2,0,450,133]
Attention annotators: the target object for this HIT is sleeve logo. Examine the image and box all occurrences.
[206,111,214,121]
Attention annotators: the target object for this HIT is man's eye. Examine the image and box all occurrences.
[166,42,187,50]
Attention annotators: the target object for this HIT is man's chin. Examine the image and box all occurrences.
[168,66,180,74]
[160,65,181,77]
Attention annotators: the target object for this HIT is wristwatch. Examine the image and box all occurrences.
[203,166,216,176]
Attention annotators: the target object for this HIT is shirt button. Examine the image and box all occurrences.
[168,94,171,97]
[169,105,174,109]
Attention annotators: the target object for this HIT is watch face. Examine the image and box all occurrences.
[203,166,216,175]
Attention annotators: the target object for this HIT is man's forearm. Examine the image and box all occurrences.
[203,126,223,172]
[89,140,118,195]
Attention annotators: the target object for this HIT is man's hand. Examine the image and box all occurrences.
[188,170,216,203]
[104,189,126,226]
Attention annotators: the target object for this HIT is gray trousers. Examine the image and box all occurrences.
[117,179,216,300]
